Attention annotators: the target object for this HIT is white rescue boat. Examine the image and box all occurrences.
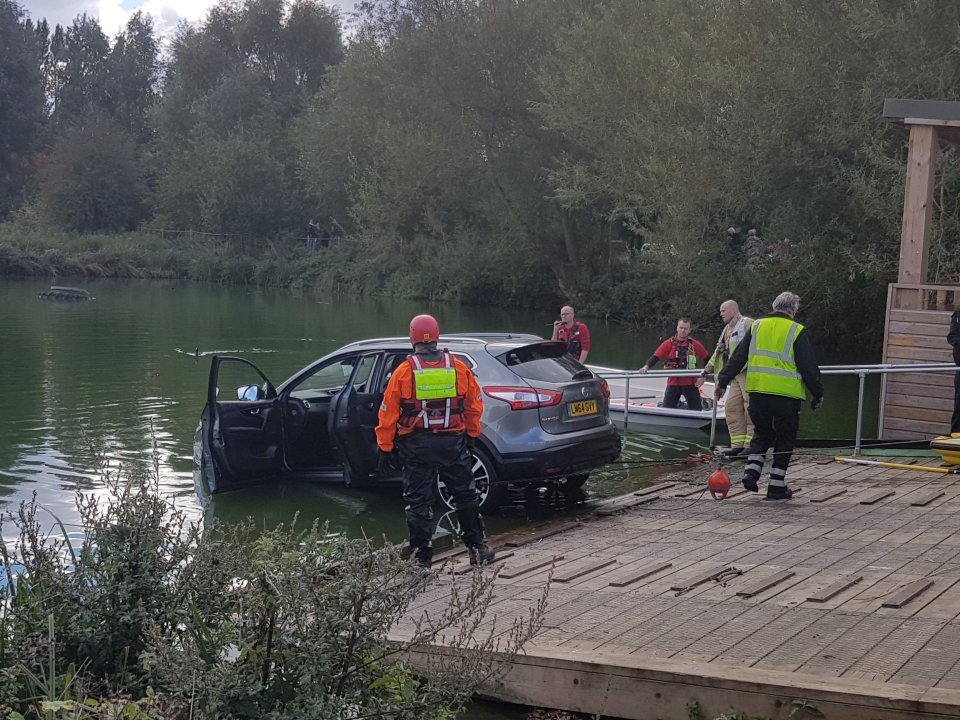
[588,364,727,434]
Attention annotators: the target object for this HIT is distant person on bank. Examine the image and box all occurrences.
[705,299,754,457]
[716,291,823,500]
[638,318,709,410]
[552,305,590,362]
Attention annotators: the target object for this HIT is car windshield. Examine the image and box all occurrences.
[498,344,587,383]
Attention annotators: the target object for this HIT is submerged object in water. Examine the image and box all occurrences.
[38,285,92,301]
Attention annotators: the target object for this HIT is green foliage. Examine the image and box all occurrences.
[0,450,543,718]
[14,0,960,349]
[153,0,343,238]
[0,0,45,218]
[39,117,149,233]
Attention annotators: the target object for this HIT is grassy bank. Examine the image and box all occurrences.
[0,225,353,290]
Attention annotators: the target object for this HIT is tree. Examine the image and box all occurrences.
[51,13,110,128]
[40,117,148,232]
[105,11,160,142]
[0,0,44,217]
[154,0,343,236]
[296,0,606,304]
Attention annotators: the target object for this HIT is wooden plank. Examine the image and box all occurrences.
[553,557,617,583]
[503,522,582,548]
[449,550,514,575]
[887,377,954,395]
[809,488,847,503]
[735,570,796,598]
[633,482,676,497]
[595,494,659,516]
[669,566,738,592]
[673,485,707,497]
[898,124,935,286]
[499,555,565,579]
[889,371,954,385]
[883,416,950,437]
[886,393,955,411]
[888,333,950,349]
[858,489,896,505]
[807,575,864,603]
[889,320,949,335]
[911,490,946,507]
[885,405,952,423]
[608,561,673,587]
[890,310,951,325]
[882,579,935,608]
[886,345,952,362]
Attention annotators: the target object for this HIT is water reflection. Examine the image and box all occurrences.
[192,427,711,545]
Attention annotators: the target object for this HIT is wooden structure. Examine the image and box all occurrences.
[880,99,960,439]
[395,458,960,719]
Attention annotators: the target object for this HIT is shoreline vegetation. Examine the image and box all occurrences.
[6,1,960,360]
[0,459,547,718]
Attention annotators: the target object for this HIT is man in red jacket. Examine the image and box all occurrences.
[638,318,710,410]
[376,314,494,570]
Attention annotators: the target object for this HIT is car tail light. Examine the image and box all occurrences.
[600,379,610,398]
[484,386,563,410]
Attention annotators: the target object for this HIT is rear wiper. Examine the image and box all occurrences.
[572,369,593,380]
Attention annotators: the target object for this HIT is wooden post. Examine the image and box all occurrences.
[898,123,937,292]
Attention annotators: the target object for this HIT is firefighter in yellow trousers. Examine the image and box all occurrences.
[705,299,754,457]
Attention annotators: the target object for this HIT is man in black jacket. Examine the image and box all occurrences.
[716,291,823,500]
[948,309,960,434]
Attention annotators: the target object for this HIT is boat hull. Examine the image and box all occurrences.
[931,435,960,465]
[589,364,727,435]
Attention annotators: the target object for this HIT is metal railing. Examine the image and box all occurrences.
[592,363,960,455]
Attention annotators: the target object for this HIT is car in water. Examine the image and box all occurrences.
[194,333,622,510]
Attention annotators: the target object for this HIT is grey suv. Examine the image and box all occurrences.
[195,333,621,509]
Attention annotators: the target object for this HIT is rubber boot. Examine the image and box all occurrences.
[469,544,495,566]
[415,545,433,569]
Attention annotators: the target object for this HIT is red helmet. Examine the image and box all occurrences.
[409,314,440,345]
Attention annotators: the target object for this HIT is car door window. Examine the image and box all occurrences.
[380,353,408,393]
[292,354,376,398]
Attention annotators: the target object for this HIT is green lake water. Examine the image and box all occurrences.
[0,276,878,540]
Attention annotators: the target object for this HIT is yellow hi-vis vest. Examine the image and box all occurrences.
[745,317,806,399]
[399,352,465,430]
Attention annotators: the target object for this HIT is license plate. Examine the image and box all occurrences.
[568,399,598,417]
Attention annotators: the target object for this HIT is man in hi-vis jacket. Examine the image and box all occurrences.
[716,292,823,500]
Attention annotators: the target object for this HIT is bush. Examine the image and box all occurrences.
[1,459,545,719]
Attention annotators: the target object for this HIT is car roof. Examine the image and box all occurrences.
[338,332,545,352]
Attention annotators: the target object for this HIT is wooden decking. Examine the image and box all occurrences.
[393,455,960,719]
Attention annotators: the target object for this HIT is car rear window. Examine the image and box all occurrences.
[498,343,588,382]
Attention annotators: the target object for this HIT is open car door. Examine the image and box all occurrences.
[328,352,383,485]
[203,355,283,492]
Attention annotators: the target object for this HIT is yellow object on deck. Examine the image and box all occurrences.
[834,456,959,474]
[931,434,960,466]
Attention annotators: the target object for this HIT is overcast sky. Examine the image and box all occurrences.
[20,0,357,40]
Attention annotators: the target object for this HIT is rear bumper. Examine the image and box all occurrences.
[493,425,622,482]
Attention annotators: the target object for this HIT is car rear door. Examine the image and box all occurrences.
[328,352,383,484]
[204,355,284,486]
[492,341,609,434]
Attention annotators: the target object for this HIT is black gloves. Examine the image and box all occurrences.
[378,449,401,474]
[811,397,823,411]
[466,435,476,451]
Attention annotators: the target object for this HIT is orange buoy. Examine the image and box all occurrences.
[708,466,732,500]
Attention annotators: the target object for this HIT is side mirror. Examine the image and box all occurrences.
[236,384,263,401]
